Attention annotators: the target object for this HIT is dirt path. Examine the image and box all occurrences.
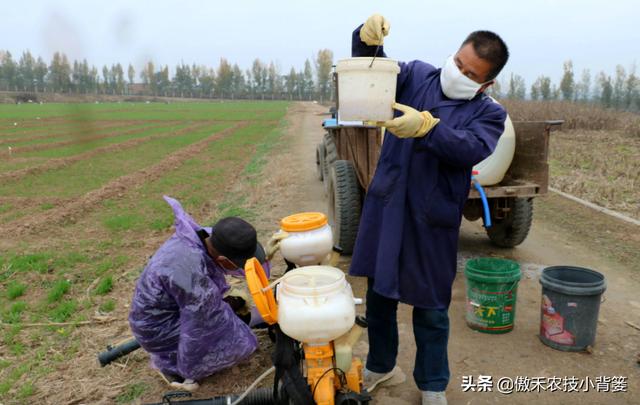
[261,102,640,405]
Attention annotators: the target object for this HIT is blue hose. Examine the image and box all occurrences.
[472,176,491,228]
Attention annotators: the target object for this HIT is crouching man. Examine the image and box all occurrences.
[129,196,267,391]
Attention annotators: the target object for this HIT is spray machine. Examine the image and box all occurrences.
[244,212,371,405]
[102,212,370,405]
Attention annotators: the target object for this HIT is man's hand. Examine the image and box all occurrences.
[360,14,390,46]
[265,230,289,261]
[223,279,251,320]
[373,103,440,138]
[223,295,247,313]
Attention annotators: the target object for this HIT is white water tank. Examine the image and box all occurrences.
[278,212,334,266]
[472,111,515,186]
[277,266,355,344]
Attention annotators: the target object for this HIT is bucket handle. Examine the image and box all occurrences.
[471,279,519,295]
[369,44,382,68]
[504,280,519,295]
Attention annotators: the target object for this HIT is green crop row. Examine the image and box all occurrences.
[0,122,231,198]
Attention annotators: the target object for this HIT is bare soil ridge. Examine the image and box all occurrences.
[0,122,209,185]
[0,122,248,237]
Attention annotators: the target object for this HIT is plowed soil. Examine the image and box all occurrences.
[2,102,637,405]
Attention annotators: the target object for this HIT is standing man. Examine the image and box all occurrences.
[349,14,509,405]
[129,196,266,391]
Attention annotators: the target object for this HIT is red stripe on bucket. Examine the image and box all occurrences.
[468,324,514,331]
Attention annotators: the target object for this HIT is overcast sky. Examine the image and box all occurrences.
[2,0,638,86]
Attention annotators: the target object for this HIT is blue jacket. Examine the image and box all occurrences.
[348,26,506,309]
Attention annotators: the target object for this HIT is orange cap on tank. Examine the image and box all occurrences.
[280,212,328,232]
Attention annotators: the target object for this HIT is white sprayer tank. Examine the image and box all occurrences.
[473,109,516,186]
[277,266,356,344]
[336,57,400,122]
[279,212,333,266]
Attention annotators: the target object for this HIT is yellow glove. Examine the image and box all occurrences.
[265,230,289,261]
[379,103,440,138]
[360,14,390,46]
[223,279,252,316]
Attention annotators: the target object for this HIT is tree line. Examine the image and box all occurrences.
[1,49,638,111]
[490,60,640,111]
[0,49,335,102]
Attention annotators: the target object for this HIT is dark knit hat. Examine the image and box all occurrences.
[210,217,264,268]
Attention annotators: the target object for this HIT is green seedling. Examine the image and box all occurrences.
[6,281,27,300]
[47,280,71,303]
[94,276,113,295]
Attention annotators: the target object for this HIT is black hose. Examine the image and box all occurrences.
[97,338,141,367]
[145,387,276,405]
[235,387,276,405]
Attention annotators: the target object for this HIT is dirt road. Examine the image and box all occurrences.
[262,102,640,405]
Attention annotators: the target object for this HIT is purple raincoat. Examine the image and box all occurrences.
[128,196,257,380]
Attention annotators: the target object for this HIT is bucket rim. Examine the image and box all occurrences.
[336,57,399,64]
[466,257,520,271]
[335,57,400,73]
[464,257,521,282]
[539,266,607,296]
[541,266,605,286]
[280,266,346,296]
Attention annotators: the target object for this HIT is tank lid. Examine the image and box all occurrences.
[280,212,328,232]
[245,258,278,325]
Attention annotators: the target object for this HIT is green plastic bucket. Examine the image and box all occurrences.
[464,258,521,334]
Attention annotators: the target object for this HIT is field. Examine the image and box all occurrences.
[0,100,638,404]
[502,100,640,219]
[0,101,290,403]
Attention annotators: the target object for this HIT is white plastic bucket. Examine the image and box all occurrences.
[473,112,516,186]
[277,266,355,344]
[336,57,400,122]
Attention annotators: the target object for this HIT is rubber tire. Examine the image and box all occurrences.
[328,160,362,255]
[486,197,533,247]
[323,133,338,194]
[316,143,325,181]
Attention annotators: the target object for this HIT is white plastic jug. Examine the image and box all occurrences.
[473,112,516,186]
[277,266,355,344]
[279,212,333,266]
[336,58,400,122]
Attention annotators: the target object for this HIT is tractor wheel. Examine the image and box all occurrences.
[328,160,362,255]
[316,143,325,181]
[323,133,338,193]
[486,197,533,247]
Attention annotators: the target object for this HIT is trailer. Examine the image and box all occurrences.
[316,119,563,254]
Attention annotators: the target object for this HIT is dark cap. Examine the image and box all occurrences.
[210,217,264,268]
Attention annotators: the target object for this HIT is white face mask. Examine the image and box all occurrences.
[440,55,487,100]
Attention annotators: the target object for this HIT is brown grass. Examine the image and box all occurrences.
[501,100,640,219]
[499,100,640,135]
[547,129,640,219]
